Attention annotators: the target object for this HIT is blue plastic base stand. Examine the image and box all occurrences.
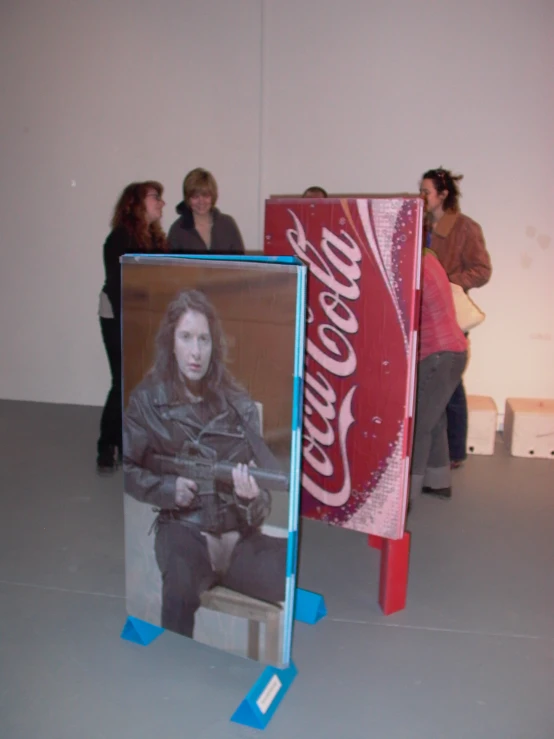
[294,588,327,624]
[120,616,165,646]
[231,660,298,730]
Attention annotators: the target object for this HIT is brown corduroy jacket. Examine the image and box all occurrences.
[429,212,492,291]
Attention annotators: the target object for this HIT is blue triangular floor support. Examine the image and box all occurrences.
[120,616,165,646]
[294,588,327,624]
[230,660,298,730]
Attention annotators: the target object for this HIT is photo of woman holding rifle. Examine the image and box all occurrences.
[123,289,287,640]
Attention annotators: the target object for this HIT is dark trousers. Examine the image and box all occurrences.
[446,380,468,463]
[154,521,287,638]
[410,351,467,498]
[97,317,122,455]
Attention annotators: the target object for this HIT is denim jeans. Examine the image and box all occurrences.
[410,351,468,499]
[446,380,468,463]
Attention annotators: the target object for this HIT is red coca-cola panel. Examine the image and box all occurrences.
[264,197,422,538]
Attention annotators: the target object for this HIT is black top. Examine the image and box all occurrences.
[167,203,245,254]
[101,226,164,322]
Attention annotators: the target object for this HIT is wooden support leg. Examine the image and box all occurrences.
[368,534,383,551]
[264,612,281,665]
[367,532,411,615]
[247,620,260,661]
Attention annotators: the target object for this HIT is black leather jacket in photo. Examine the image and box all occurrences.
[123,376,273,536]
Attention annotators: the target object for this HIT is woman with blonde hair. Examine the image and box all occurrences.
[168,168,245,254]
[96,180,167,474]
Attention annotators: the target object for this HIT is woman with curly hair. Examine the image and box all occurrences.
[96,181,167,474]
[419,167,492,470]
[123,289,286,638]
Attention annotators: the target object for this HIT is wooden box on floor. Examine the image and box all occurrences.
[503,398,554,459]
[466,395,497,456]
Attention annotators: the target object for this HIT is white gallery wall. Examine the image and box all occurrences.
[1,0,553,417]
[0,0,263,405]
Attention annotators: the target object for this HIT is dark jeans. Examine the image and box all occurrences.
[446,380,468,463]
[410,351,467,498]
[97,317,122,455]
[154,521,287,637]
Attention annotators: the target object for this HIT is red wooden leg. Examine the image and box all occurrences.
[378,532,411,615]
[367,534,383,551]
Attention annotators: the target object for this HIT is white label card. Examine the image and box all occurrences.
[256,675,282,715]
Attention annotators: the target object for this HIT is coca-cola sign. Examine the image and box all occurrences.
[264,197,422,538]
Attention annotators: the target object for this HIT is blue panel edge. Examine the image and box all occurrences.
[281,265,307,664]
[286,530,298,578]
[292,375,304,431]
[230,660,298,729]
[121,254,303,264]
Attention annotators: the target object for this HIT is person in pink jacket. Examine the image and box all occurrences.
[410,248,468,502]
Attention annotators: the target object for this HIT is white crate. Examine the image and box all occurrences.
[503,398,554,459]
[467,395,497,456]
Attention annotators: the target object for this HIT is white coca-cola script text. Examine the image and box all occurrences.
[286,210,362,506]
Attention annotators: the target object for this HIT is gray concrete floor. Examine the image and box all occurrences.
[0,399,552,738]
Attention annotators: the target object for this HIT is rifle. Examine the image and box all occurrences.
[151,452,289,532]
[154,453,290,494]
